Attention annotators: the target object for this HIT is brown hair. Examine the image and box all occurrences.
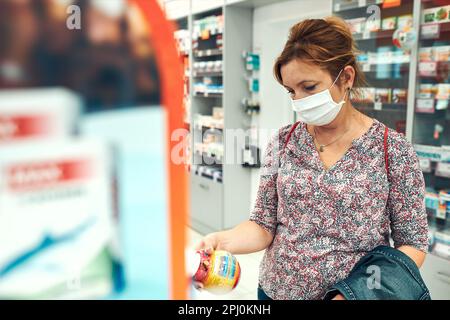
[274,16,367,98]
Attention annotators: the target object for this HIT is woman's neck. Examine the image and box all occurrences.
[312,102,358,137]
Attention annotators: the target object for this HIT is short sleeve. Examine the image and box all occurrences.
[386,133,429,253]
[249,127,288,235]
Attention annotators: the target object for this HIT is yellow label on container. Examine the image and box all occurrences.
[203,250,240,294]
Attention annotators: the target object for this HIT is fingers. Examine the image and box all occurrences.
[204,247,214,255]
[193,281,204,291]
[194,239,205,251]
[194,236,216,253]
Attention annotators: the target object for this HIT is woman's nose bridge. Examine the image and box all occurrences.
[293,91,308,100]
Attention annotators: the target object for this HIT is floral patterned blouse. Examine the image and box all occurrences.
[250,118,429,300]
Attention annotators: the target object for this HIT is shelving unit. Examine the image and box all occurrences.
[167,1,260,235]
[333,0,416,134]
[413,2,450,290]
[334,0,450,298]
[173,16,191,127]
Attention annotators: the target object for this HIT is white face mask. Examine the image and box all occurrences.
[291,69,348,126]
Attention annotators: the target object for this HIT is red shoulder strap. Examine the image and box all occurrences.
[384,126,389,176]
[283,121,301,152]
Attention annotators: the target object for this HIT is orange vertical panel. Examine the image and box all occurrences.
[132,0,188,300]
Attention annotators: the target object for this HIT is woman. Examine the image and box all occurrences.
[195,17,428,300]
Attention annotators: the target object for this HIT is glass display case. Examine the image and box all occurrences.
[413,0,450,261]
[333,0,414,135]
[334,0,450,298]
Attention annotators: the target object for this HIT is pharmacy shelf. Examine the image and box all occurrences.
[355,102,407,111]
[194,123,224,131]
[352,29,395,41]
[192,30,223,41]
[418,61,450,78]
[192,70,223,77]
[420,21,450,39]
[174,2,254,234]
[360,62,411,73]
[194,150,224,162]
[193,92,223,98]
[333,0,384,13]
[195,171,223,183]
[193,48,223,58]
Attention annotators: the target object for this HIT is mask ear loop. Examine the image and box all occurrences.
[330,68,345,89]
[330,69,348,104]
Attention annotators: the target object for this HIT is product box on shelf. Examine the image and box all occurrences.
[357,87,376,103]
[416,98,435,113]
[422,5,450,25]
[368,52,381,65]
[419,47,434,62]
[419,84,436,98]
[419,46,450,62]
[441,146,450,163]
[436,162,450,179]
[357,52,369,64]
[428,229,435,252]
[418,61,439,77]
[365,18,381,32]
[438,190,450,218]
[192,14,224,40]
[174,29,190,55]
[433,230,450,260]
[212,107,224,120]
[346,17,366,34]
[436,228,450,242]
[392,89,407,104]
[391,50,410,64]
[0,88,81,145]
[375,88,391,103]
[382,16,397,30]
[433,46,450,62]
[0,138,116,299]
[425,189,450,220]
[193,165,222,182]
[425,189,440,214]
[414,144,443,162]
[397,14,413,29]
[194,114,224,130]
[436,83,450,100]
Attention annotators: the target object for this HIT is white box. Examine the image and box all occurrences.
[0,88,81,145]
[0,138,114,298]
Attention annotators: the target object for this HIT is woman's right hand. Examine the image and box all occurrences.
[194,233,220,252]
[192,233,220,290]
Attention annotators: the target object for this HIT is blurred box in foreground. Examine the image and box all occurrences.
[0,138,120,299]
[0,88,81,145]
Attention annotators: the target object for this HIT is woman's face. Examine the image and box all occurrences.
[280,59,350,103]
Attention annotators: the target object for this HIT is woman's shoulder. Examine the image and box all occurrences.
[268,122,303,147]
[385,125,420,169]
[386,126,415,155]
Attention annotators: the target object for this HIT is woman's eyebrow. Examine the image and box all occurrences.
[282,80,318,89]
[297,79,317,85]
[284,80,319,89]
